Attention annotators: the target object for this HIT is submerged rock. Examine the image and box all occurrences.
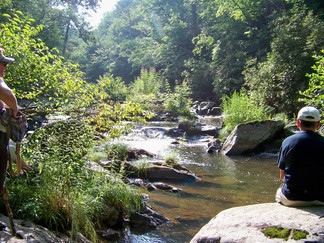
[145,165,199,182]
[190,203,324,243]
[130,199,169,229]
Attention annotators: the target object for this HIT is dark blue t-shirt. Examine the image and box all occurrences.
[278,131,324,201]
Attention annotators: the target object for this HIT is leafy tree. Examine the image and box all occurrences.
[244,7,324,116]
[0,11,93,112]
[1,11,149,137]
[300,50,324,116]
[4,0,99,56]
[95,0,198,88]
[184,0,276,100]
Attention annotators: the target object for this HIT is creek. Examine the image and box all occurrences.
[115,121,282,242]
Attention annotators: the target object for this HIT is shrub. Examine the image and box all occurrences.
[300,50,324,117]
[221,89,270,136]
[105,143,129,161]
[163,82,194,118]
[96,75,128,102]
[4,121,141,242]
[127,68,162,109]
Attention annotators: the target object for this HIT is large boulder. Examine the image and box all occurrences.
[221,120,284,155]
[191,203,324,243]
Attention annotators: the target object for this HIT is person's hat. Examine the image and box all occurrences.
[0,52,15,64]
[297,106,321,122]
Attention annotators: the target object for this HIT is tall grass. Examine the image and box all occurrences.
[4,120,141,242]
[127,68,162,109]
[221,89,270,137]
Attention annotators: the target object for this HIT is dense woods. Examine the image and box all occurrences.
[0,0,323,117]
[0,0,323,241]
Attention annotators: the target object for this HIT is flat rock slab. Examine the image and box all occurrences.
[191,203,324,243]
[0,214,67,242]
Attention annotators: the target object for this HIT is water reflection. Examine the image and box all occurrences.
[116,123,282,242]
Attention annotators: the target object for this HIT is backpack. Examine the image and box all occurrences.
[1,109,28,143]
[0,109,28,175]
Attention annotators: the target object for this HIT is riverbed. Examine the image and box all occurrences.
[116,122,282,242]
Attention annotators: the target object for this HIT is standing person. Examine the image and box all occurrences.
[0,48,19,193]
[275,106,324,206]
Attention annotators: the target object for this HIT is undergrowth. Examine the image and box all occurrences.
[3,120,141,242]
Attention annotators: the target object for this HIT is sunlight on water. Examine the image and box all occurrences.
[115,122,282,242]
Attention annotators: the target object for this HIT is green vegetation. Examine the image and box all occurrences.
[163,82,194,118]
[165,152,179,167]
[105,143,129,162]
[127,68,162,110]
[262,226,309,241]
[262,226,290,240]
[301,51,324,118]
[0,0,323,241]
[221,89,270,137]
[1,1,323,119]
[0,11,93,113]
[4,121,141,242]
[134,159,150,178]
[291,229,309,240]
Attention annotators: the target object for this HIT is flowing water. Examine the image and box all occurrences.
[115,121,282,242]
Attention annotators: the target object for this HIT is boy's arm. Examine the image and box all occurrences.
[0,78,18,117]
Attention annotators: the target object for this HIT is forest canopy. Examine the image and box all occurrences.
[0,0,323,118]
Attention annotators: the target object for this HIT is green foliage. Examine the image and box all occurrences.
[5,120,141,241]
[86,151,107,163]
[134,159,150,178]
[163,81,193,118]
[262,226,309,241]
[291,229,309,240]
[262,226,290,240]
[24,120,95,174]
[244,9,324,116]
[221,89,270,135]
[300,50,324,117]
[88,101,148,137]
[0,11,94,113]
[183,58,214,99]
[165,152,179,167]
[97,75,128,102]
[127,68,162,109]
[105,143,129,161]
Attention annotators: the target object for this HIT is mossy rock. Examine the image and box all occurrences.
[262,226,309,241]
[262,226,290,240]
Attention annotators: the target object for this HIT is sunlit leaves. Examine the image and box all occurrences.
[244,8,324,115]
[0,11,95,113]
[300,51,324,117]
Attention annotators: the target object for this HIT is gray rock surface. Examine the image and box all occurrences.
[0,214,72,242]
[221,120,284,155]
[190,203,324,243]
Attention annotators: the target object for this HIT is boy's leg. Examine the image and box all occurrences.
[0,131,8,193]
[276,187,324,207]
